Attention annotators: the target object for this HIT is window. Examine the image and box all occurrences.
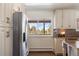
[45,22,51,35]
[28,20,52,35]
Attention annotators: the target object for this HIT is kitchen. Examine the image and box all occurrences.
[0,3,79,56]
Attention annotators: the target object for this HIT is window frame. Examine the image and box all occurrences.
[28,20,52,35]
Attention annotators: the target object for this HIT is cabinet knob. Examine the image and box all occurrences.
[6,31,10,38]
[61,25,63,28]
[6,17,10,23]
[68,25,71,28]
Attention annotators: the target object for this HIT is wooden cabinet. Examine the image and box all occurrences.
[0,27,13,56]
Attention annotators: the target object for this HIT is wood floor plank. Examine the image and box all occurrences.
[28,51,55,56]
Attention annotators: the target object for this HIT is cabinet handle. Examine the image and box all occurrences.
[6,31,10,38]
[68,25,71,28]
[6,17,10,23]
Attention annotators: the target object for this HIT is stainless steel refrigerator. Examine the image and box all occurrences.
[13,12,29,56]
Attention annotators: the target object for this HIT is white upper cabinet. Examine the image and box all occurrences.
[4,4,13,27]
[0,4,13,27]
[63,9,69,29]
[63,9,76,29]
[0,4,5,26]
[75,10,79,30]
[55,9,76,29]
[55,9,63,28]
[0,4,26,27]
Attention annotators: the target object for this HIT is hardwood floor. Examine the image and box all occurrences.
[28,51,55,56]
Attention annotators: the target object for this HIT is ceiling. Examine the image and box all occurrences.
[25,3,79,10]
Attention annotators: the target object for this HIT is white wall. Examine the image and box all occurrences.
[26,10,54,51]
[26,10,53,20]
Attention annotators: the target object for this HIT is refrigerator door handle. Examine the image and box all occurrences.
[23,32,26,42]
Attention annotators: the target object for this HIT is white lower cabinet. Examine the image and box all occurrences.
[54,38,64,54]
[0,27,5,56]
[0,27,13,56]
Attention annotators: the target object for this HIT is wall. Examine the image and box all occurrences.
[26,10,54,51]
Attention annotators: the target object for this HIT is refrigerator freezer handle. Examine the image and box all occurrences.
[23,32,26,42]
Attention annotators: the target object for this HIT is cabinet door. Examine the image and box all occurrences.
[0,28,5,56]
[75,10,79,30]
[0,4,5,26]
[4,4,13,27]
[54,38,63,54]
[70,10,76,29]
[4,27,13,56]
[29,37,41,48]
[0,4,13,27]
[55,10,62,28]
[0,27,12,56]
[40,37,53,49]
[63,9,69,29]
[63,9,76,29]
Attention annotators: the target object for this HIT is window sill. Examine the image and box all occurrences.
[28,35,53,37]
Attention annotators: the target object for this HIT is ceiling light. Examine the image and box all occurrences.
[60,29,65,35]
